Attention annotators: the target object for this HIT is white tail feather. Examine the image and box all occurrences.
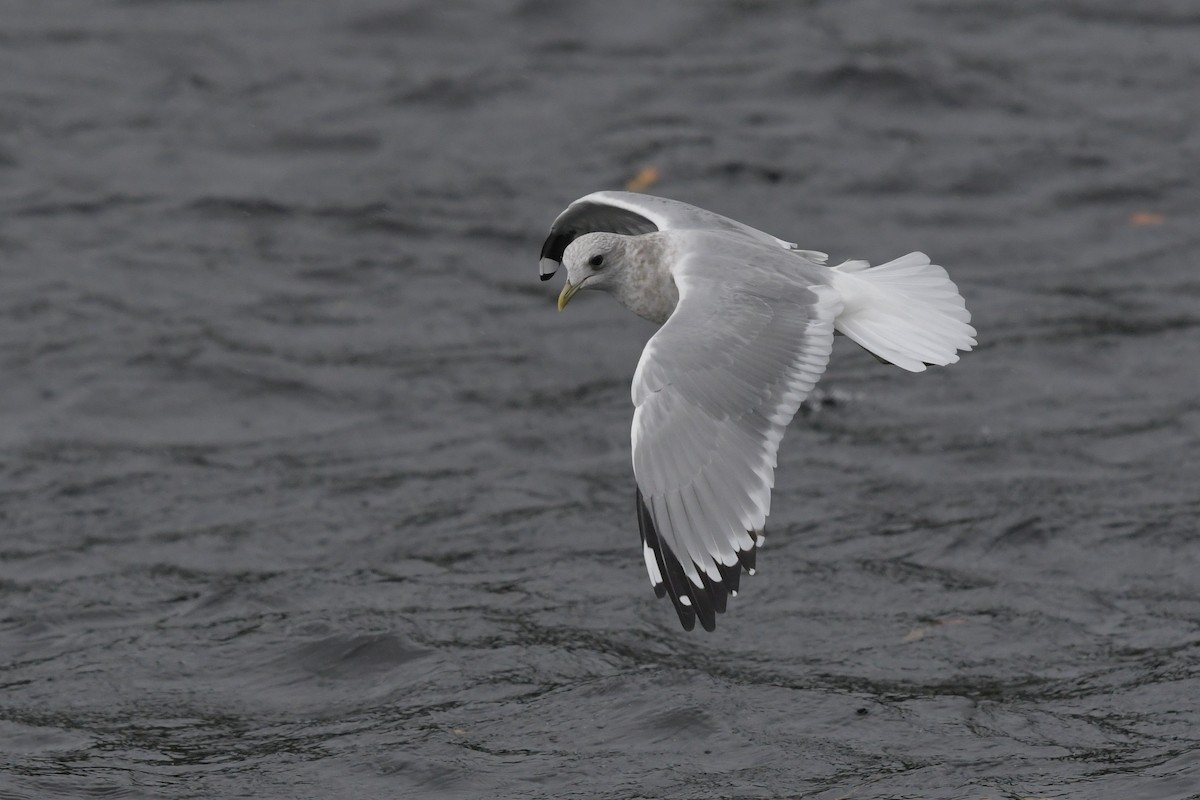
[828,252,976,373]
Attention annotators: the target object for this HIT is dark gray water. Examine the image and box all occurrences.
[2,1,1199,797]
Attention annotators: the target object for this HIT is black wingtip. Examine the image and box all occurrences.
[737,545,757,574]
[637,490,696,631]
[635,490,763,633]
[717,560,741,595]
[539,201,662,283]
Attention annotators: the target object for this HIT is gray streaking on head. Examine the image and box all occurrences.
[543,191,976,632]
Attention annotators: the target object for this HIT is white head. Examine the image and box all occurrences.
[556,232,630,310]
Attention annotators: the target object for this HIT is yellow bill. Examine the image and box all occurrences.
[558,280,581,311]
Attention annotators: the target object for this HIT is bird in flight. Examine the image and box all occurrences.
[541,192,976,631]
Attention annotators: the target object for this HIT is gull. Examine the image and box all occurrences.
[541,191,976,631]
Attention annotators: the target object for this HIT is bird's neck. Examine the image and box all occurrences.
[609,234,679,325]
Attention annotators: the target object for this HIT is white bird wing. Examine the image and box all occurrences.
[631,238,842,631]
[539,191,827,280]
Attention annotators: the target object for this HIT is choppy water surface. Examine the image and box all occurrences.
[2,1,1199,798]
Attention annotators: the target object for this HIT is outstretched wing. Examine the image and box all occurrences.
[539,191,827,280]
[631,239,841,631]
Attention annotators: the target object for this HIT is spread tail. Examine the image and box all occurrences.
[828,252,976,372]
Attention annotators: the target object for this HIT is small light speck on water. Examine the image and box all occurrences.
[2,2,1199,799]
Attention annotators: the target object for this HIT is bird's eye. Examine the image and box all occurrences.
[589,254,605,268]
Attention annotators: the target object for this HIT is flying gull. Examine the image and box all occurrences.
[541,191,976,631]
